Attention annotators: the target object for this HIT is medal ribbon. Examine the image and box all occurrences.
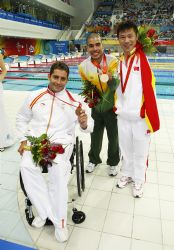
[46,89,82,133]
[91,54,108,74]
[47,87,81,108]
[120,55,135,94]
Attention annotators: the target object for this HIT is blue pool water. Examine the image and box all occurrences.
[3,66,174,99]
[0,240,36,250]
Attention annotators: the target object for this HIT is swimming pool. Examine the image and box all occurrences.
[3,65,174,99]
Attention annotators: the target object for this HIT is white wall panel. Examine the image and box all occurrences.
[0,19,61,39]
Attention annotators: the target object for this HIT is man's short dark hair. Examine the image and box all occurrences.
[86,33,101,45]
[116,21,138,37]
[50,61,69,77]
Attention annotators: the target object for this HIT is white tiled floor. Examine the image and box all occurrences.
[1,90,174,250]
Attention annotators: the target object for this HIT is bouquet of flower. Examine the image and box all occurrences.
[138,25,158,54]
[80,80,102,108]
[80,77,119,112]
[25,133,65,168]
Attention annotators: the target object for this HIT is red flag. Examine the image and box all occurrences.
[136,42,160,132]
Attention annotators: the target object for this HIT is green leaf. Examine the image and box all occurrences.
[107,77,120,92]
[143,37,152,45]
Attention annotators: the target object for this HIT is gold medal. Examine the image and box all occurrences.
[100,73,109,83]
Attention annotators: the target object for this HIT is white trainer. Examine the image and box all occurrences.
[117,176,133,188]
[108,166,118,176]
[55,227,68,243]
[132,182,144,198]
[32,216,46,228]
[86,162,96,173]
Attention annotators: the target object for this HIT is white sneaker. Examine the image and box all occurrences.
[86,162,96,173]
[132,182,144,198]
[108,166,118,176]
[117,176,133,188]
[55,227,68,243]
[32,216,46,228]
[0,147,5,152]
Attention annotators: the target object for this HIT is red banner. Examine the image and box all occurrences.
[156,40,174,45]
[1,38,36,56]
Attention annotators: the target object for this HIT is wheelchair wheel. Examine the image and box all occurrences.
[80,140,85,191]
[19,171,28,197]
[70,144,76,174]
[76,137,82,197]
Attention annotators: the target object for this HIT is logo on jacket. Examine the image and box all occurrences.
[134,66,139,71]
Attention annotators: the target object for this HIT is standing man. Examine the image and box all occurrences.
[79,33,120,176]
[16,62,94,242]
[115,21,160,197]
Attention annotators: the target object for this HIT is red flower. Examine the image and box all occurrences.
[93,97,98,103]
[56,145,65,154]
[93,92,99,98]
[50,145,58,152]
[88,102,94,108]
[147,29,156,38]
[84,97,88,103]
[41,139,48,145]
[49,153,56,160]
[41,147,49,154]
[50,144,65,154]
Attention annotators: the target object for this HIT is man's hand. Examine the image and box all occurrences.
[78,109,88,130]
[107,72,113,81]
[18,140,27,156]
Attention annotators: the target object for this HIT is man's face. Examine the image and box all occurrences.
[118,28,138,55]
[48,69,68,93]
[87,36,103,61]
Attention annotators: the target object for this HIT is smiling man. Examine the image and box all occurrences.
[79,33,120,176]
[114,21,160,198]
[16,61,94,243]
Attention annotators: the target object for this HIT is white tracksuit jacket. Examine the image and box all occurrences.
[115,55,151,183]
[16,87,94,228]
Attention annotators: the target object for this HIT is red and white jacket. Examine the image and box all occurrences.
[16,87,94,144]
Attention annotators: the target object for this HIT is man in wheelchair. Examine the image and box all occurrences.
[16,62,94,243]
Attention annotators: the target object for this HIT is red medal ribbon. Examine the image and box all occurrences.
[65,90,82,108]
[47,87,81,108]
[91,54,108,74]
[120,55,135,94]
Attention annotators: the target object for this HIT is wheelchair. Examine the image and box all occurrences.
[19,136,86,226]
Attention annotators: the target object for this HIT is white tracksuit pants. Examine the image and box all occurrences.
[20,144,73,229]
[117,117,150,183]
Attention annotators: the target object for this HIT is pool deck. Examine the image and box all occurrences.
[1,89,174,250]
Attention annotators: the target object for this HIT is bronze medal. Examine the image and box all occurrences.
[75,106,82,116]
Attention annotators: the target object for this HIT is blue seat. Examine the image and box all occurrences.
[6,12,14,21]
[24,18,30,23]
[38,20,43,26]
[0,12,7,19]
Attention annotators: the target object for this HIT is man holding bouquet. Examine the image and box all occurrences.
[115,21,160,198]
[79,33,120,176]
[16,62,94,243]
